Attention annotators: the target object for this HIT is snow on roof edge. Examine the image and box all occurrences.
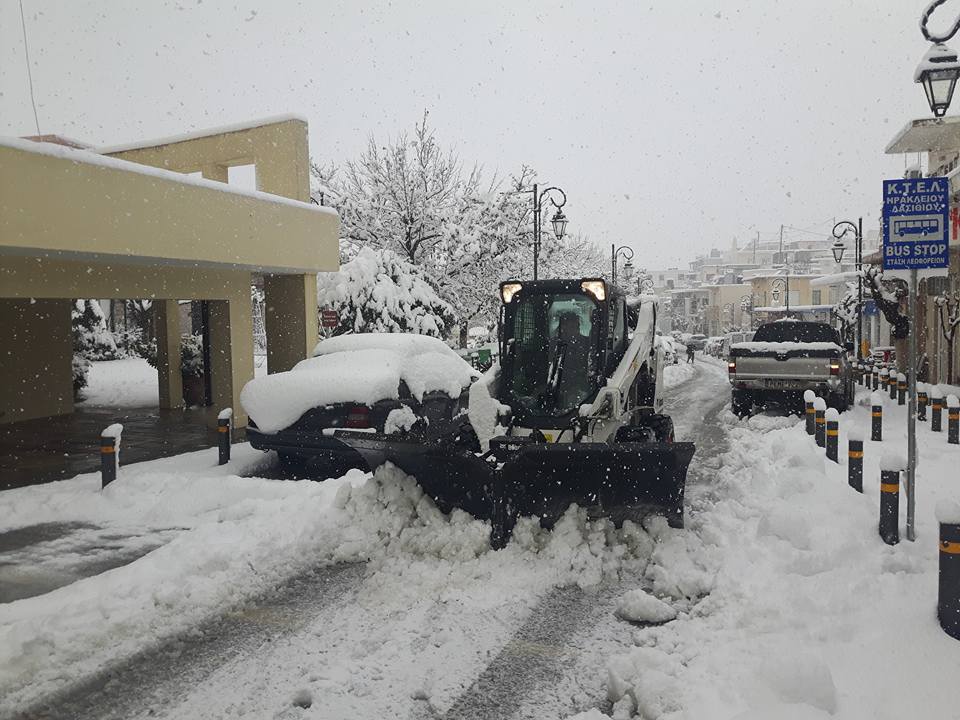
[1,136,338,218]
[96,114,309,154]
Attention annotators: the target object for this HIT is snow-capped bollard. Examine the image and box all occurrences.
[897,373,907,406]
[100,423,123,489]
[918,383,929,422]
[878,367,888,395]
[931,385,945,433]
[871,390,885,442]
[848,427,864,493]
[948,395,960,446]
[804,389,816,436]
[825,407,840,463]
[879,453,904,546]
[814,397,827,448]
[218,407,233,465]
[937,500,960,641]
[888,369,898,400]
[872,366,880,391]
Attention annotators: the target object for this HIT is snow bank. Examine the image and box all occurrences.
[80,358,159,408]
[604,395,960,719]
[241,334,478,433]
[870,391,886,406]
[467,364,510,451]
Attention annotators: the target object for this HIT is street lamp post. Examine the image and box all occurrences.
[771,276,790,315]
[722,303,735,333]
[611,244,634,286]
[832,218,864,360]
[917,2,960,117]
[740,294,754,330]
[517,183,568,280]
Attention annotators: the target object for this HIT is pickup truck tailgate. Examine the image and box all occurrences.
[733,355,832,379]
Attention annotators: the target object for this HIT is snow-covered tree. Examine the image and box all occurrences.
[317,247,456,338]
[72,299,118,360]
[833,282,863,344]
[862,266,910,371]
[936,289,960,384]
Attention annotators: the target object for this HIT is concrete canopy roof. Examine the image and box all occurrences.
[0,137,339,275]
[885,116,960,154]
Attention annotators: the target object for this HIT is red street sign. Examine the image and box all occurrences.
[321,310,338,328]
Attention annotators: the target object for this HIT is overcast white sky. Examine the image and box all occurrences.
[0,0,941,268]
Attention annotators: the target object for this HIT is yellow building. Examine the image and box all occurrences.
[0,116,339,431]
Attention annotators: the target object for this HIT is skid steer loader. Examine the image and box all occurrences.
[335,278,695,548]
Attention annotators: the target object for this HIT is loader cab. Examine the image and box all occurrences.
[499,279,628,426]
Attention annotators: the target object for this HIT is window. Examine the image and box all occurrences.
[812,290,822,305]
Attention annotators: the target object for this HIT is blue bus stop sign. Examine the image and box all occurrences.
[882,177,950,271]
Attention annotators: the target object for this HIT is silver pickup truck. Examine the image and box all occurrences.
[727,320,854,416]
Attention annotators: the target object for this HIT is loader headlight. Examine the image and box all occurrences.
[581,280,606,302]
[501,282,522,304]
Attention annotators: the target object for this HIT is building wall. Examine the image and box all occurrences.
[0,299,72,423]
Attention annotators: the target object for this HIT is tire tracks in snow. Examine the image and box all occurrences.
[8,562,365,720]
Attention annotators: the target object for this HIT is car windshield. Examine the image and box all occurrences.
[752,322,842,344]
[506,292,598,418]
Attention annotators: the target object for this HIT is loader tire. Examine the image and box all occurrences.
[641,414,675,444]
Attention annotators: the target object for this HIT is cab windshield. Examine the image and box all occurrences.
[506,292,599,418]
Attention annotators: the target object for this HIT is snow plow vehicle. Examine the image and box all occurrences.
[333,278,696,548]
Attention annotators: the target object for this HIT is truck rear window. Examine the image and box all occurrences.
[752,322,841,344]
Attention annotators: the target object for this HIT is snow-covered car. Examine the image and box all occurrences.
[704,337,725,357]
[655,334,683,364]
[241,334,480,475]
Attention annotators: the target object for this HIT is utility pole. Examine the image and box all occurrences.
[754,231,759,265]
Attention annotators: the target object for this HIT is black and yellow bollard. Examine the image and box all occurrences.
[871,391,884,442]
[218,408,233,465]
[878,368,888,395]
[825,408,839,463]
[888,369,898,401]
[814,397,826,448]
[948,395,960,446]
[878,456,903,545]
[897,373,907,406]
[804,389,816,436]
[918,383,929,422]
[100,423,123,489]
[938,504,960,641]
[872,366,880,391]
[848,429,864,492]
[932,387,944,433]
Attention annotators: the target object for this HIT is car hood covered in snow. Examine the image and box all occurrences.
[240,333,479,433]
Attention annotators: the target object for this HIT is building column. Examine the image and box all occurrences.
[154,299,183,410]
[264,273,318,374]
[0,299,72,424]
[207,295,254,428]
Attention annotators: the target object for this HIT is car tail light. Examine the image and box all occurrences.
[346,405,370,428]
[728,360,736,374]
[830,360,840,376]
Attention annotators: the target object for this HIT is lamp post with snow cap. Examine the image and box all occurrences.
[771,276,790,315]
[917,1,960,117]
[611,244,634,287]
[832,218,864,361]
[740,294,754,330]
[510,184,568,280]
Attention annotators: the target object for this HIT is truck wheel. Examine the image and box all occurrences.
[643,414,675,443]
[731,390,753,417]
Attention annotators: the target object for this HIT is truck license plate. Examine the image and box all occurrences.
[767,380,799,389]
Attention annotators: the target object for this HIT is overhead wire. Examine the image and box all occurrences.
[19,0,41,136]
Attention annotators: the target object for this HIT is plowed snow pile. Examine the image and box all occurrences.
[0,444,657,714]
[599,398,960,720]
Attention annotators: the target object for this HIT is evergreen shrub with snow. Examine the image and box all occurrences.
[317,247,456,339]
[72,300,119,360]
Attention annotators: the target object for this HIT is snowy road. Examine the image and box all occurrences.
[6,362,733,720]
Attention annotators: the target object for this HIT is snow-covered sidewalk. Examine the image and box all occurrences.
[602,386,960,720]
